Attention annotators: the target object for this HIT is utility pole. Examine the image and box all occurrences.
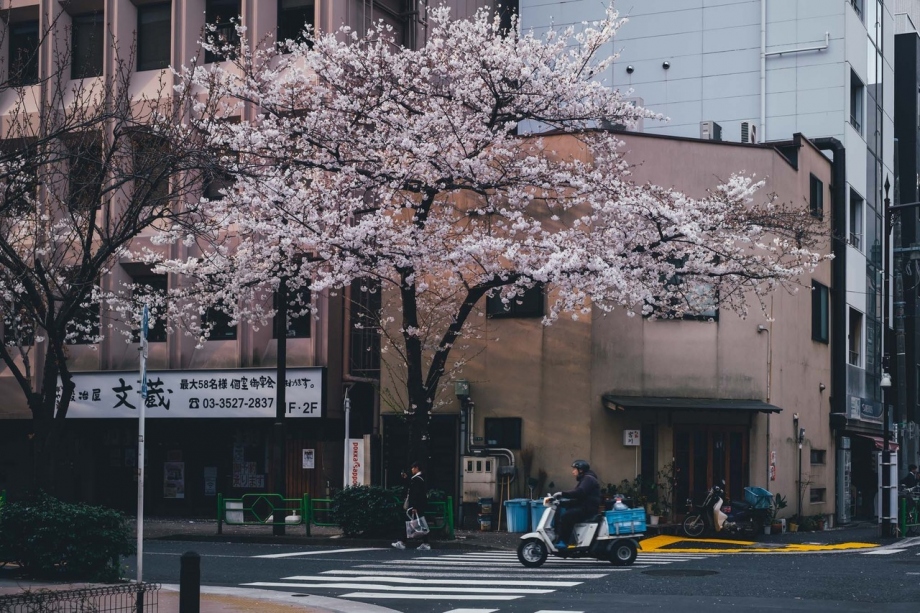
[273,275,288,536]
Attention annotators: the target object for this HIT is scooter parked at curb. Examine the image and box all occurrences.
[517,495,644,568]
[682,482,773,537]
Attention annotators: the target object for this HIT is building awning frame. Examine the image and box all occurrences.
[602,394,782,414]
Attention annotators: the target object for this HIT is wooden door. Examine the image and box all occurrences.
[674,425,749,510]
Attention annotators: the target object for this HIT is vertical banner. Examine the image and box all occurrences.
[347,438,365,487]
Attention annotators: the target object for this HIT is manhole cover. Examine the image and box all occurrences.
[642,569,719,577]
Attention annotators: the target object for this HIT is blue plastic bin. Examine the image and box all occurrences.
[743,486,773,509]
[605,508,646,534]
[529,499,545,530]
[503,498,531,532]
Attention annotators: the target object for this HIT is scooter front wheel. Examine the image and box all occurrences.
[517,537,548,568]
[682,513,706,537]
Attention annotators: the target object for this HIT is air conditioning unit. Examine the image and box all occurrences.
[700,120,723,141]
[741,120,758,144]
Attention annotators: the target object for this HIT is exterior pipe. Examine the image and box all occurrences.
[760,0,766,142]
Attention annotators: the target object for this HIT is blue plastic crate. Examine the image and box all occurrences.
[743,486,774,510]
[605,508,646,535]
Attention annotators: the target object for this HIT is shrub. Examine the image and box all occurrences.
[0,492,134,581]
[331,486,403,537]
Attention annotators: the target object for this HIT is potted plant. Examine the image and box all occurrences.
[813,514,826,531]
[770,493,787,534]
[649,502,661,525]
[799,515,817,532]
[788,516,799,532]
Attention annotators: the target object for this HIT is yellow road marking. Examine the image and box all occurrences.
[639,534,878,553]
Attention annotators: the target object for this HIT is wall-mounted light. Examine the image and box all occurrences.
[819,383,826,391]
[757,324,768,333]
[662,61,671,69]
[626,65,634,74]
[880,372,892,388]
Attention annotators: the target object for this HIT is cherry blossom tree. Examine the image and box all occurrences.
[157,5,828,464]
[0,19,221,490]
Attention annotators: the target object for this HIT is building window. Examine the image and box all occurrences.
[71,13,104,79]
[487,284,544,318]
[809,487,826,503]
[137,3,172,71]
[498,0,519,35]
[848,308,863,366]
[812,281,829,344]
[68,142,103,213]
[205,0,240,63]
[849,190,863,250]
[277,0,314,47]
[131,274,168,342]
[202,302,237,340]
[809,174,824,218]
[810,449,827,465]
[851,0,863,19]
[484,417,522,449]
[8,20,39,86]
[273,285,311,339]
[2,302,35,346]
[349,279,381,377]
[850,71,864,134]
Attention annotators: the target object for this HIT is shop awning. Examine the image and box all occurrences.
[855,434,899,451]
[601,394,782,414]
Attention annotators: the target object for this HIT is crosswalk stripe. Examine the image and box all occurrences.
[443,609,499,613]
[280,576,581,587]
[339,592,522,601]
[243,582,553,594]
[323,570,612,579]
[252,548,381,559]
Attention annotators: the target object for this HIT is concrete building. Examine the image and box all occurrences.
[0,0,495,513]
[411,131,834,527]
[517,0,895,523]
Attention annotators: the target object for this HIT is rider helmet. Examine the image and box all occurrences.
[572,460,590,473]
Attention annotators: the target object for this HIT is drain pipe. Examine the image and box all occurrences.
[760,0,766,140]
[812,137,847,419]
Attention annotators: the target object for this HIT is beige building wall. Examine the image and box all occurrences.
[403,132,834,521]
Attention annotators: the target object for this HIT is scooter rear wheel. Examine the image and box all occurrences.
[517,538,548,568]
[682,514,706,537]
[609,540,638,566]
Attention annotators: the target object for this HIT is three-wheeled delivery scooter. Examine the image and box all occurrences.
[516,495,645,568]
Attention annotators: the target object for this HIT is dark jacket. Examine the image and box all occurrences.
[406,471,428,513]
[901,471,919,489]
[561,469,601,515]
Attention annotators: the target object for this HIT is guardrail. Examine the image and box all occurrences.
[899,496,920,537]
[0,582,159,613]
[218,493,455,538]
[217,493,309,535]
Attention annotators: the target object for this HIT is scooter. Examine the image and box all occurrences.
[517,495,643,568]
[682,482,772,537]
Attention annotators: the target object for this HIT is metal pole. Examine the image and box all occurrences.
[137,305,149,583]
[274,277,288,536]
[179,551,200,613]
[882,178,893,537]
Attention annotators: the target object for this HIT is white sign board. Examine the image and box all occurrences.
[622,429,641,446]
[347,438,365,487]
[302,449,315,469]
[58,368,324,418]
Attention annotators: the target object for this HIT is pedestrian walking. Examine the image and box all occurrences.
[392,461,430,550]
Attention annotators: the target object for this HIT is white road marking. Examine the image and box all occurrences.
[861,549,904,555]
[280,575,581,587]
[339,593,522,601]
[243,582,553,594]
[443,609,499,613]
[324,570,611,579]
[252,547,382,559]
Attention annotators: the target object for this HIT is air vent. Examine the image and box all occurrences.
[741,121,758,144]
[700,121,722,141]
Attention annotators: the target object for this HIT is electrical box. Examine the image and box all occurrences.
[700,120,722,141]
[462,456,497,503]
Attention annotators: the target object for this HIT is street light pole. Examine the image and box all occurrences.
[881,177,894,537]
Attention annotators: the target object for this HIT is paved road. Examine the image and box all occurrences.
[134,538,920,612]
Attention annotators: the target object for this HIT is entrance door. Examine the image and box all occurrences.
[674,425,749,509]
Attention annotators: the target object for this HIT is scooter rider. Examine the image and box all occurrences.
[553,460,601,548]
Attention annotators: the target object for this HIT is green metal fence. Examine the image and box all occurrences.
[217,493,309,535]
[899,496,920,537]
[217,492,455,538]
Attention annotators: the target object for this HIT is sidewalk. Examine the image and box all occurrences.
[0,516,889,612]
